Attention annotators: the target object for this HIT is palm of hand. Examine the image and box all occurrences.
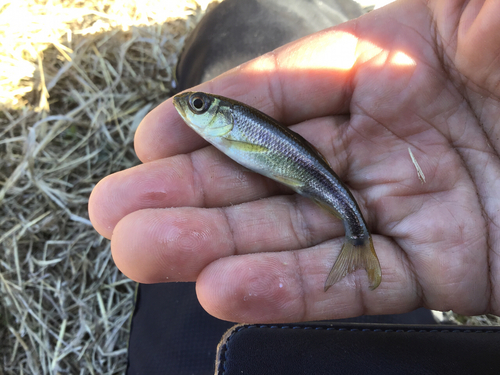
[89,0,500,322]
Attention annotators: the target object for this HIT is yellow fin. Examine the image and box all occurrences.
[311,144,332,168]
[273,175,304,188]
[312,198,342,219]
[206,122,233,137]
[205,108,233,137]
[224,139,268,153]
[324,236,381,291]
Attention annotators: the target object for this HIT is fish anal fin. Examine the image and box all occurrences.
[312,198,342,219]
[324,236,381,291]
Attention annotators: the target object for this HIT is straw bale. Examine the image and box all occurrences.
[0,0,219,373]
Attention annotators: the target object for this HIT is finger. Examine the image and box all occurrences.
[196,236,418,323]
[89,117,349,239]
[195,233,490,322]
[110,196,344,284]
[437,0,500,96]
[88,147,282,239]
[135,24,357,162]
[135,1,428,162]
[112,200,489,321]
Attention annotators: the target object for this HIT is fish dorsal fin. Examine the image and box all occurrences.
[310,144,332,168]
[287,129,332,169]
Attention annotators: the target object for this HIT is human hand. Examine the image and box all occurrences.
[89,0,500,323]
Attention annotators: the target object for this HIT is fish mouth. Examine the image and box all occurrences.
[172,92,190,118]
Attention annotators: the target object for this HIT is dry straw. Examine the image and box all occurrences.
[0,0,217,373]
[0,0,498,374]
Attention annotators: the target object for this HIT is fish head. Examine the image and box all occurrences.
[173,91,233,138]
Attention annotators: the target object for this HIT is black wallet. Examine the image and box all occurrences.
[216,322,500,375]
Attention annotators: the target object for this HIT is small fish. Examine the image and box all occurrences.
[173,91,381,291]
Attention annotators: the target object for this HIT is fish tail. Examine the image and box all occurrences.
[324,236,381,291]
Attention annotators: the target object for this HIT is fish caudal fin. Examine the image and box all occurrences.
[324,237,381,291]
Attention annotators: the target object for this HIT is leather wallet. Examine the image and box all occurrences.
[216,322,500,375]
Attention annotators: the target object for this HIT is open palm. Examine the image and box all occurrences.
[89,0,500,322]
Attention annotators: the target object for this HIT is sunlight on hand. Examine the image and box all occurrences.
[242,29,416,74]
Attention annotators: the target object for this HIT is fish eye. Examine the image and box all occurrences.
[188,93,210,114]
[193,97,203,109]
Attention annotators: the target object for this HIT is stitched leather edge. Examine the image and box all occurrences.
[215,323,500,375]
[238,324,500,333]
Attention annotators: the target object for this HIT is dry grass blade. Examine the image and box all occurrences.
[0,0,218,373]
[408,147,426,184]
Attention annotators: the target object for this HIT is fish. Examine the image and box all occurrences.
[173,91,382,291]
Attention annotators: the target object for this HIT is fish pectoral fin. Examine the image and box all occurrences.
[324,236,381,292]
[272,175,305,188]
[312,198,342,219]
[206,124,233,137]
[206,110,234,137]
[223,139,269,153]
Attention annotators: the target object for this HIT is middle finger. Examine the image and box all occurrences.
[111,195,345,283]
[89,117,349,239]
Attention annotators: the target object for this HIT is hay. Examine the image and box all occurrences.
[0,0,498,374]
[0,0,218,373]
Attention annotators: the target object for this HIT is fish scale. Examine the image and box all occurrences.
[233,104,364,237]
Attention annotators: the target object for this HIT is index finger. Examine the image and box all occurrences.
[135,0,424,163]
[135,26,358,162]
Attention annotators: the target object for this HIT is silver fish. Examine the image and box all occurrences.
[173,91,381,290]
